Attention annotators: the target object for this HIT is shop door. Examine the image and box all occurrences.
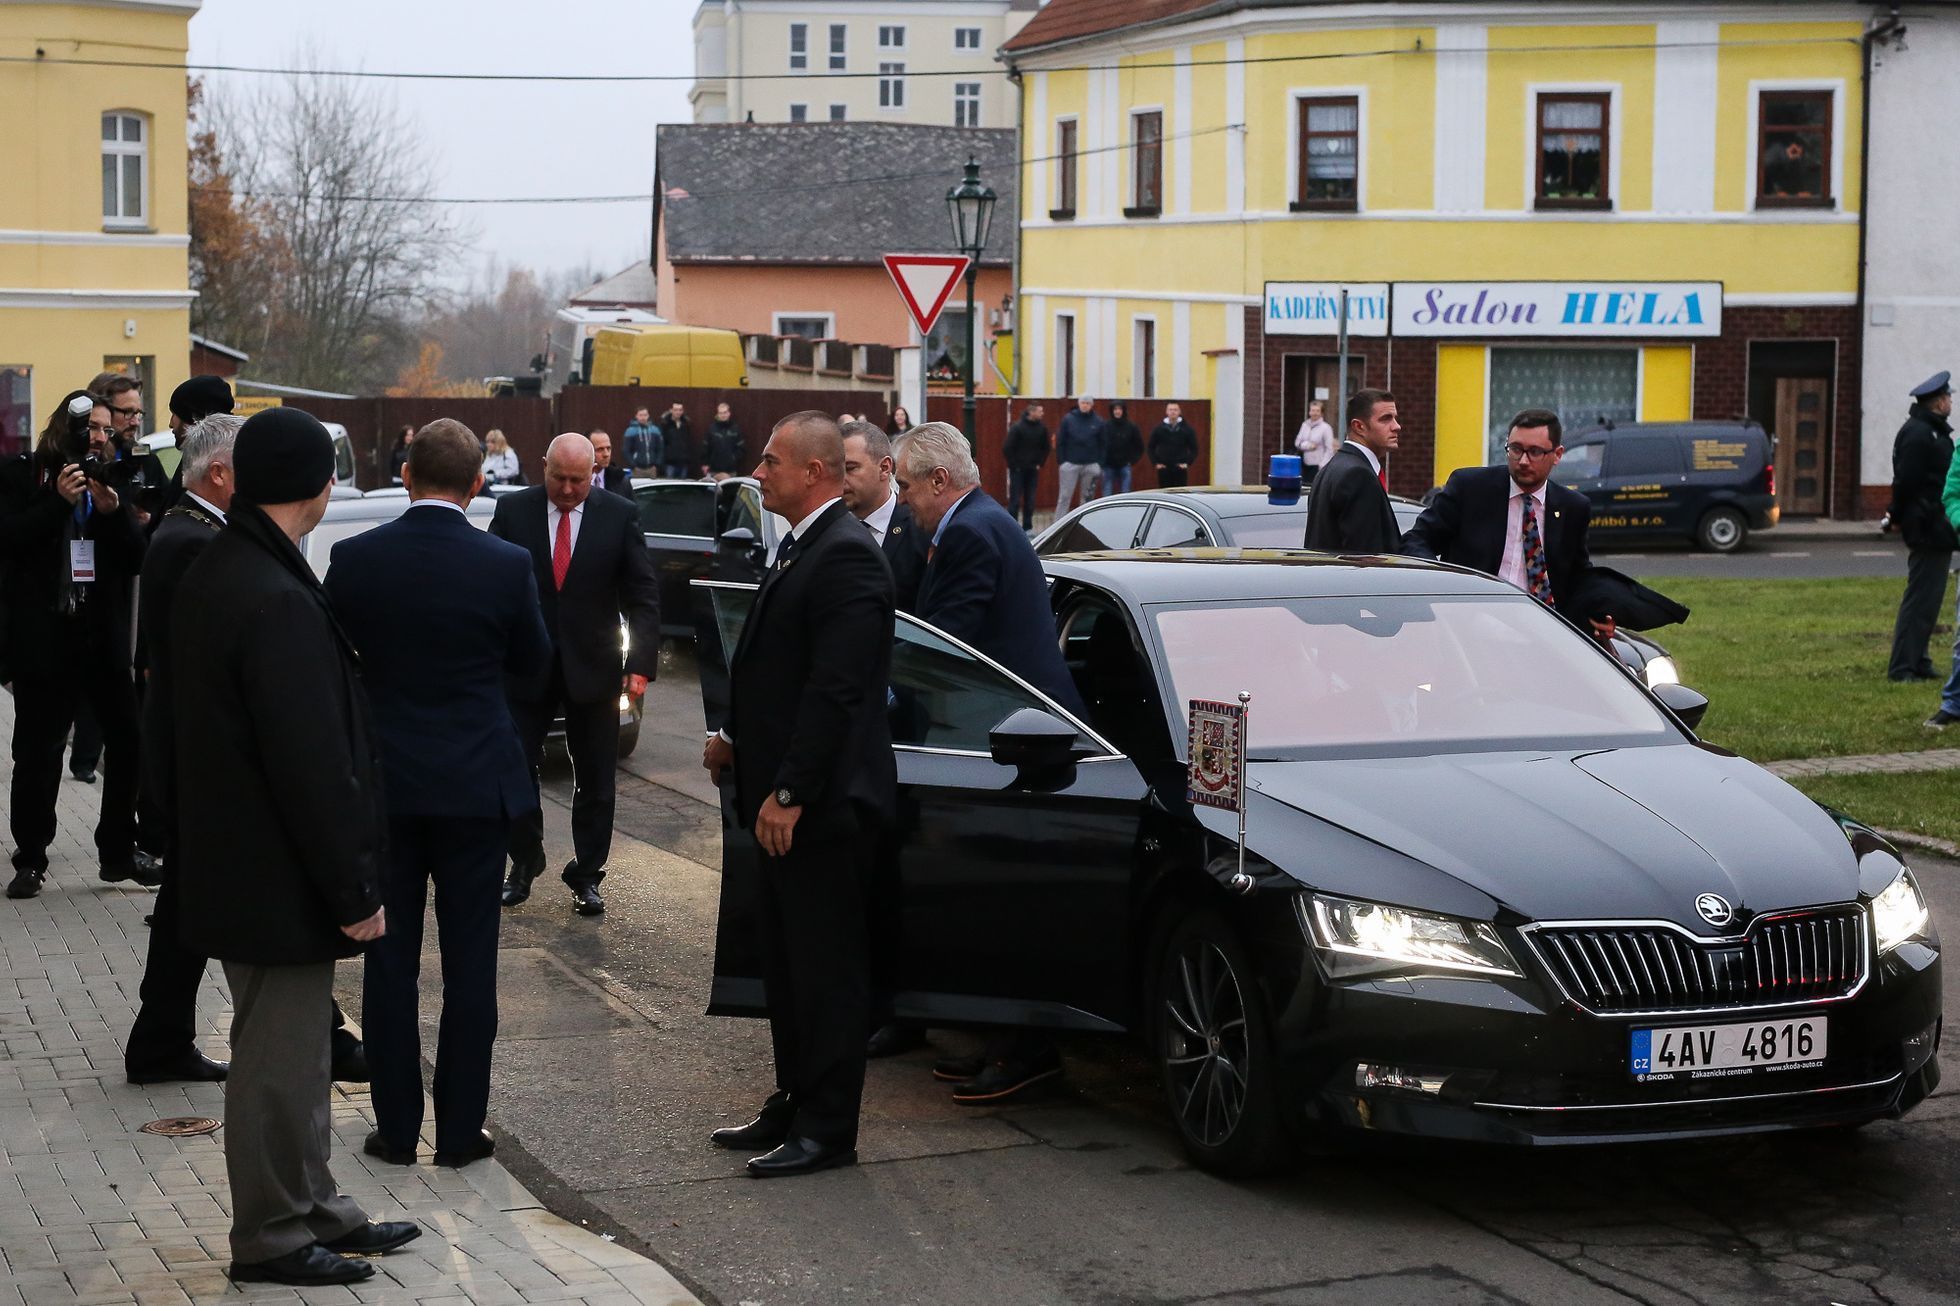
[1773,378,1829,515]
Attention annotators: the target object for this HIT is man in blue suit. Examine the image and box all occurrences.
[323,420,551,1170]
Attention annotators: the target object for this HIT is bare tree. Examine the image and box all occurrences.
[210,63,463,393]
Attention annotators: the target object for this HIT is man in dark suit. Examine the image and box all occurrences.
[840,420,928,614]
[124,413,239,1087]
[491,433,661,917]
[325,420,551,1172]
[172,408,418,1287]
[1303,388,1403,554]
[589,429,635,500]
[897,422,1086,717]
[701,411,896,1178]
[894,421,1084,1103]
[1886,371,1956,681]
[1404,408,1606,634]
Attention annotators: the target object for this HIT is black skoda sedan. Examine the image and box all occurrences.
[694,553,1942,1176]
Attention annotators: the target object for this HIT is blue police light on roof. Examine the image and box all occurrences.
[1268,454,1303,506]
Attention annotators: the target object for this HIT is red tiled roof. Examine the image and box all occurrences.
[1002,0,1227,54]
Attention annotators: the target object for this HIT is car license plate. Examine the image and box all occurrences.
[1630,1017,1827,1076]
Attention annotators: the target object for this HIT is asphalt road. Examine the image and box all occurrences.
[1595,531,1939,581]
[359,651,1960,1306]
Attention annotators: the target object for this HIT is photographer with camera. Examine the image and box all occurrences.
[1,390,149,899]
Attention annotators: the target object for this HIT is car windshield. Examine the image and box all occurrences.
[1149,593,1672,758]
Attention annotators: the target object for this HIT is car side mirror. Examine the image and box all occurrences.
[1652,682,1709,732]
[989,707,1086,791]
[718,525,766,565]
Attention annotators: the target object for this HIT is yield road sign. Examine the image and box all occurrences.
[883,254,971,336]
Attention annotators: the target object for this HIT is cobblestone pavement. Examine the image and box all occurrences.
[0,692,700,1305]
[1763,747,1960,778]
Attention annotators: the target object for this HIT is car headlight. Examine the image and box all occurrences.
[1300,894,1523,978]
[1872,868,1930,953]
[1642,655,1680,688]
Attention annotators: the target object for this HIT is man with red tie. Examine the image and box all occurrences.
[489,433,660,917]
[1403,408,1612,637]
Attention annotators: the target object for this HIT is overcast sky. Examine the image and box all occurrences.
[188,0,695,285]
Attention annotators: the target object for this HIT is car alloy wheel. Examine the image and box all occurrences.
[1155,911,1291,1176]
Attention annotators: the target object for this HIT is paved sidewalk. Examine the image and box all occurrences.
[1763,746,1960,778]
[0,695,699,1305]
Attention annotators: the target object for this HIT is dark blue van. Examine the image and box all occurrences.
[1552,420,1778,552]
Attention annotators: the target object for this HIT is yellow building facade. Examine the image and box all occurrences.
[0,0,197,454]
[1005,2,1871,516]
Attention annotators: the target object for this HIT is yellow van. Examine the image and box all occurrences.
[588,326,748,389]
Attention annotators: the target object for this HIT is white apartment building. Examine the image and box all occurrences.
[691,0,1036,128]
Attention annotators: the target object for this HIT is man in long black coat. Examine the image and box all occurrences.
[1887,371,1957,681]
[172,408,418,1288]
[702,411,895,1178]
[1303,389,1403,554]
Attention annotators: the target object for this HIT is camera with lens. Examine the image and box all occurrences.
[58,392,143,491]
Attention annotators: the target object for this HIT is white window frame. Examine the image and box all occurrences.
[1745,78,1847,215]
[954,27,982,52]
[878,24,906,50]
[1055,312,1077,397]
[1285,86,1368,216]
[101,110,149,229]
[828,23,847,71]
[773,311,836,339]
[879,62,906,110]
[788,22,808,71]
[789,103,808,124]
[829,103,847,122]
[1129,105,1166,212]
[1523,82,1622,214]
[954,82,982,129]
[1133,315,1158,398]
[1053,115,1080,215]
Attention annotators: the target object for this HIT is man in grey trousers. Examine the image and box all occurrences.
[169,408,421,1287]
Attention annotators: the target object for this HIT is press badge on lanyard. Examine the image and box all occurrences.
[69,540,96,583]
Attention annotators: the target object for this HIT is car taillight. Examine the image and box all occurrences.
[1764,462,1775,497]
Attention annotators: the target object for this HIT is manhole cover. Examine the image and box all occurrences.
[140,1117,221,1137]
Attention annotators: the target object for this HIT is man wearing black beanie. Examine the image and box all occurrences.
[169,407,419,1286]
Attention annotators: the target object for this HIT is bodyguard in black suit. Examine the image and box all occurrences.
[1303,389,1403,555]
[325,420,551,1170]
[490,433,661,916]
[125,413,238,1086]
[703,411,896,1178]
[589,430,636,500]
[1404,408,1600,623]
[841,420,928,613]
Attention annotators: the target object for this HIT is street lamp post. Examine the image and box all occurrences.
[945,157,997,448]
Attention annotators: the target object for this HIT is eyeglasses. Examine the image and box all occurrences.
[109,405,140,419]
[1504,442,1558,461]
[86,421,115,435]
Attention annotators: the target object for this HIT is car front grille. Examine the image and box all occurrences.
[1527,906,1869,1016]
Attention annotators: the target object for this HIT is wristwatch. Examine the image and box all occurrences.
[775,787,797,808]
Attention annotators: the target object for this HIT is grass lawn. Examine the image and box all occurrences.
[1786,770,1960,848]
[1640,573,1957,764]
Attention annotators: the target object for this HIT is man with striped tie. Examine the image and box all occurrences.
[1404,409,1613,638]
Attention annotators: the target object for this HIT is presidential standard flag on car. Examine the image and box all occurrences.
[1186,698,1247,812]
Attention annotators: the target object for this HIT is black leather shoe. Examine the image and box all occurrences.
[711,1113,792,1152]
[331,1035,370,1084]
[433,1130,495,1168]
[127,1050,228,1085]
[132,849,165,879]
[5,868,44,900]
[70,768,97,785]
[99,860,161,888]
[321,1220,422,1255]
[230,1243,374,1286]
[866,1022,927,1059]
[932,1054,985,1084]
[747,1136,857,1178]
[951,1053,1064,1105]
[572,883,605,916]
[362,1130,416,1166]
[501,860,540,908]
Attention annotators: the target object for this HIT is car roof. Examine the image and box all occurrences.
[1067,486,1423,517]
[1042,549,1524,604]
[1568,421,1766,441]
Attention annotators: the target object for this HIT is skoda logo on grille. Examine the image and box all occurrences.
[1694,893,1734,928]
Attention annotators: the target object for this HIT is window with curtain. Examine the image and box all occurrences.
[1295,96,1358,211]
[1536,93,1610,209]
[1758,90,1832,207]
[1485,349,1638,464]
[1128,110,1163,215]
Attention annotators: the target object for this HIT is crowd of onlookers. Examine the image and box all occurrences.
[1001,396,1203,529]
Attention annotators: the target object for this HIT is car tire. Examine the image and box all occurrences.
[1154,909,1292,1177]
[1694,506,1747,553]
[616,723,640,760]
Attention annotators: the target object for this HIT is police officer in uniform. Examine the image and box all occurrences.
[1886,371,1956,682]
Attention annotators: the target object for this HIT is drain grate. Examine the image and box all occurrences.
[140,1117,221,1137]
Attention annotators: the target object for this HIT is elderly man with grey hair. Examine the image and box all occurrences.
[892,421,1086,1105]
[123,411,244,1086]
